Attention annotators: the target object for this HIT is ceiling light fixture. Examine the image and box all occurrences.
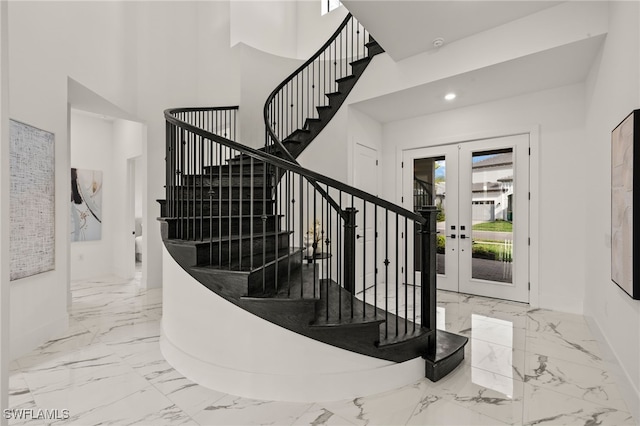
[444,93,456,101]
[433,37,445,48]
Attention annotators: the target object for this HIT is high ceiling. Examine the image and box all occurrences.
[342,1,562,61]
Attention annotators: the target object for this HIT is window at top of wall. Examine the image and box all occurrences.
[321,0,342,15]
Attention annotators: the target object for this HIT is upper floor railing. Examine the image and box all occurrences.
[263,13,370,160]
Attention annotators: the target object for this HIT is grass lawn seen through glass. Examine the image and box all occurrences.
[472,220,513,232]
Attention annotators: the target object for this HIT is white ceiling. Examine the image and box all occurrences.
[350,34,604,123]
[342,0,562,61]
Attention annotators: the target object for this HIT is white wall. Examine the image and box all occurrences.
[134,156,143,219]
[231,1,298,59]
[236,43,304,148]
[134,1,240,290]
[379,84,587,313]
[8,1,137,357]
[583,1,640,417]
[70,111,115,280]
[112,119,144,279]
[296,2,348,59]
[0,0,10,416]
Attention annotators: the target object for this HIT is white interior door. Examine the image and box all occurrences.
[353,143,379,294]
[402,135,530,303]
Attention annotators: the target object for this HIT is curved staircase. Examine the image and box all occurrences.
[159,13,467,390]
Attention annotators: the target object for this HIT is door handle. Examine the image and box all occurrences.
[460,234,467,239]
[448,234,456,239]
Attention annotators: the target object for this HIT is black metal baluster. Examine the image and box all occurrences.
[250,157,254,271]
[239,149,244,270]
[384,209,389,340]
[325,185,330,321]
[299,175,304,297]
[395,213,399,338]
[262,155,267,291]
[405,217,409,334]
[313,187,317,298]
[363,201,366,318]
[286,171,291,297]
[218,142,222,267]
[374,206,378,314]
[190,128,195,240]
[209,137,214,265]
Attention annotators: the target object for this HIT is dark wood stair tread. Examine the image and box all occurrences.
[196,247,303,273]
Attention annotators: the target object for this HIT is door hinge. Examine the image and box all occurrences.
[528,192,531,200]
[401,267,404,274]
[401,232,404,238]
[401,196,404,203]
[376,159,379,166]
[401,161,404,168]
[528,237,531,246]
[529,147,531,155]
[528,282,531,290]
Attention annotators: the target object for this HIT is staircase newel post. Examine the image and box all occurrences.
[343,207,358,294]
[419,206,438,347]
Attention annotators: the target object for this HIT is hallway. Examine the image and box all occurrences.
[7,273,635,425]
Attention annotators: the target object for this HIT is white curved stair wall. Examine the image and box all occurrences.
[161,247,424,402]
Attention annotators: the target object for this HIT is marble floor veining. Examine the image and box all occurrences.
[8,271,637,425]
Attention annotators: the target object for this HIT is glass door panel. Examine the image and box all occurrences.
[403,145,458,293]
[459,135,529,303]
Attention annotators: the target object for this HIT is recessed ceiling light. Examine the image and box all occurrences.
[444,93,456,101]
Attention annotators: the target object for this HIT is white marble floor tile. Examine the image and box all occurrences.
[59,386,197,426]
[191,394,311,426]
[25,356,151,421]
[406,397,511,425]
[434,363,525,425]
[11,273,638,426]
[16,321,99,371]
[291,404,358,426]
[522,383,636,425]
[525,328,603,369]
[318,381,433,426]
[523,353,630,412]
[466,337,527,381]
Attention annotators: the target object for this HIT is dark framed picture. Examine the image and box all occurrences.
[611,109,640,299]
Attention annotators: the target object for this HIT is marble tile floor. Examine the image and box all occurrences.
[8,273,637,426]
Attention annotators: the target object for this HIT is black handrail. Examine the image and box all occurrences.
[166,107,424,224]
[263,13,354,163]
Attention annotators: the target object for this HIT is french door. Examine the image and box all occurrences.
[403,135,530,303]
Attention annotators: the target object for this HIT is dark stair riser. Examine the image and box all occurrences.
[247,250,305,297]
[193,233,293,267]
[182,175,272,187]
[203,163,267,175]
[164,215,280,240]
[159,199,275,217]
[168,186,273,200]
